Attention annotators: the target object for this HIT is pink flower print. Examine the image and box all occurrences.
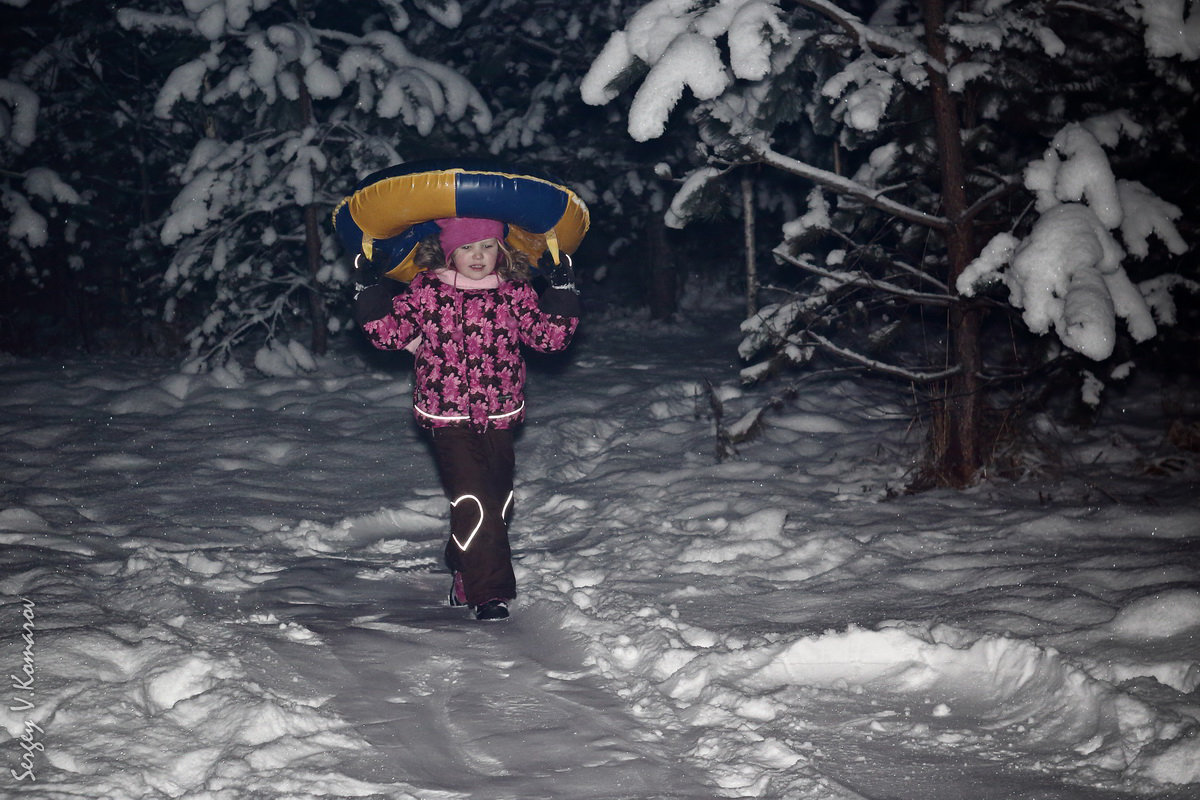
[465,333,486,360]
[466,296,486,320]
[443,375,464,404]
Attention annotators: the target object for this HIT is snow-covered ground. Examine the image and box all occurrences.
[2,291,1198,799]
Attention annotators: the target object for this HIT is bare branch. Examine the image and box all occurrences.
[802,330,962,382]
[1049,1,1141,34]
[791,0,918,58]
[756,145,950,230]
[961,175,1021,224]
[772,247,956,307]
[889,258,950,292]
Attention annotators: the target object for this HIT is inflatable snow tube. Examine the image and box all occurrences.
[332,159,590,282]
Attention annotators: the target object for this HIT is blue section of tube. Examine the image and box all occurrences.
[454,172,568,234]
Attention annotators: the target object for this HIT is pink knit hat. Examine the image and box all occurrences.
[437,217,505,261]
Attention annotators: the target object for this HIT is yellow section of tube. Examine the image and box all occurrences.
[348,171,459,240]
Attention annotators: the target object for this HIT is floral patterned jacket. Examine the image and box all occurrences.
[358,270,580,431]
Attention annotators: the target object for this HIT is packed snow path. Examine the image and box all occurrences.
[2,299,1198,799]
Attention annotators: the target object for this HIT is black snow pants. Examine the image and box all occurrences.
[429,426,516,605]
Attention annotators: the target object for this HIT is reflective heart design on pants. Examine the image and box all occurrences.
[450,494,484,552]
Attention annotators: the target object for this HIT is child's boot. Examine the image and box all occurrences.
[473,599,509,621]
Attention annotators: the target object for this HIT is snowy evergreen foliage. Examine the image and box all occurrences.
[0,2,181,354]
[0,0,682,357]
[0,81,56,255]
[116,0,493,369]
[1,66,57,264]
[586,0,1198,482]
[958,112,1190,361]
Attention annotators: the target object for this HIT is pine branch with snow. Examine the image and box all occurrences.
[588,0,1197,486]
[959,114,1188,361]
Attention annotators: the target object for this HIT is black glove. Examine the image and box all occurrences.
[351,252,402,326]
[538,252,577,292]
[352,252,384,295]
[536,251,582,317]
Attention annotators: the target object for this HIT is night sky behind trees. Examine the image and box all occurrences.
[2,0,1197,486]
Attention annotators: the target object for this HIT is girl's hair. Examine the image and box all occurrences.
[413,234,532,282]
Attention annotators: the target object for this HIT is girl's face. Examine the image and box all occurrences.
[449,238,500,279]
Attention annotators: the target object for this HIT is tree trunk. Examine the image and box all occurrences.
[922,0,983,487]
[647,215,678,320]
[742,171,758,318]
[297,76,328,355]
[303,203,328,355]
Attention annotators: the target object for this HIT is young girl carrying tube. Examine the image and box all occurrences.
[354,217,580,621]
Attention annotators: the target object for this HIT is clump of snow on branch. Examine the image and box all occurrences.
[947,61,990,92]
[851,142,900,188]
[1131,0,1200,59]
[990,204,1137,360]
[1080,370,1105,407]
[281,128,327,207]
[340,32,493,135]
[822,57,897,133]
[947,10,1067,59]
[664,166,722,229]
[724,1,791,81]
[151,52,216,118]
[253,339,317,377]
[3,190,47,247]
[24,167,82,205]
[780,188,831,240]
[959,114,1187,361]
[161,139,240,247]
[1118,179,1188,257]
[1027,118,1136,227]
[413,0,462,28]
[630,34,728,142]
[947,18,1004,50]
[0,78,39,147]
[1032,24,1067,55]
[582,0,789,141]
[1139,273,1200,327]
[738,301,805,362]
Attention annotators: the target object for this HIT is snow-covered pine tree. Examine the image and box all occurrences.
[117,0,494,371]
[1,1,176,354]
[584,0,1197,487]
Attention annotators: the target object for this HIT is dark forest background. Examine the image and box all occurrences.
[3,0,1197,486]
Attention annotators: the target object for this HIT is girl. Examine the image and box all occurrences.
[354,217,580,621]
